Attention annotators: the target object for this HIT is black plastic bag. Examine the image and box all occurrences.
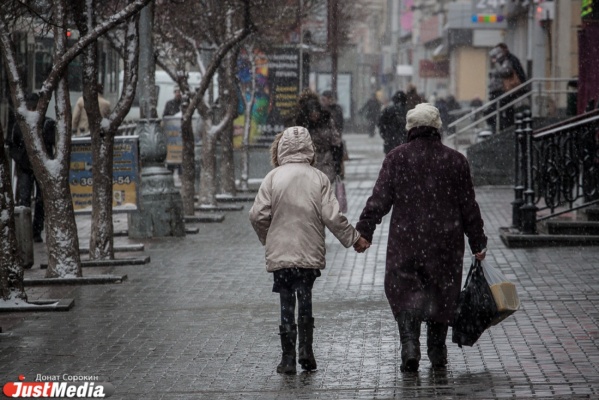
[452,260,498,347]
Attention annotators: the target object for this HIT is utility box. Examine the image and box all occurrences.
[14,206,34,269]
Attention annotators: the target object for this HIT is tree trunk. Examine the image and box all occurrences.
[0,126,27,301]
[73,0,115,260]
[218,19,239,196]
[90,135,115,259]
[43,174,82,278]
[219,118,236,196]
[180,113,196,215]
[198,123,219,207]
[240,45,257,192]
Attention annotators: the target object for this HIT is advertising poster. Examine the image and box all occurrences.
[69,136,140,212]
[163,115,183,165]
[234,47,300,147]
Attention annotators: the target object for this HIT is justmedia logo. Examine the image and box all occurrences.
[3,375,115,398]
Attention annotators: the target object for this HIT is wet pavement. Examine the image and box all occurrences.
[1,133,599,399]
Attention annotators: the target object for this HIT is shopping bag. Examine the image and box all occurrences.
[334,175,348,213]
[481,259,520,325]
[503,70,521,92]
[452,260,498,348]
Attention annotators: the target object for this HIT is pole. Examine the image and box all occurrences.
[520,109,538,234]
[299,0,303,92]
[511,113,524,229]
[129,2,185,238]
[328,0,338,98]
[526,2,534,78]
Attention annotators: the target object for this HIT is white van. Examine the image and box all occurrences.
[119,70,204,122]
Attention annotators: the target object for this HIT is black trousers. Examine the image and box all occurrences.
[273,268,319,325]
[15,166,44,237]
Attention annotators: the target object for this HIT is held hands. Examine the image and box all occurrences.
[353,237,371,253]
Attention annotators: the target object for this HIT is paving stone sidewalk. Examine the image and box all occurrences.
[1,133,598,399]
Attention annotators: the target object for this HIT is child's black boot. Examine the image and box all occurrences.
[277,324,297,374]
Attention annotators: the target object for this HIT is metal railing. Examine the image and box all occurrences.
[510,109,599,234]
[443,78,576,151]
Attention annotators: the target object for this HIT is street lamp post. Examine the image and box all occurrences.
[128,2,185,238]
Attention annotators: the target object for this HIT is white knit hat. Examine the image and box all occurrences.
[405,103,443,131]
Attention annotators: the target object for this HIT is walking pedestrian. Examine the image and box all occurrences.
[320,90,344,134]
[249,126,370,374]
[405,84,424,112]
[355,103,488,372]
[295,90,342,182]
[321,90,346,177]
[359,93,381,137]
[7,93,56,243]
[378,90,408,154]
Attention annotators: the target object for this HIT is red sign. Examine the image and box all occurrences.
[419,59,449,78]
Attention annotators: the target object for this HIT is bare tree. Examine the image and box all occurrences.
[238,43,257,192]
[154,0,254,212]
[0,0,152,278]
[72,1,141,260]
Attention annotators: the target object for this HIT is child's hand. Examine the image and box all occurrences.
[353,237,370,253]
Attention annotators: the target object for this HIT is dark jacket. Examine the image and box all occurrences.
[378,103,407,154]
[163,98,182,117]
[325,103,344,134]
[360,98,381,124]
[356,127,487,324]
[295,100,342,182]
[8,118,56,173]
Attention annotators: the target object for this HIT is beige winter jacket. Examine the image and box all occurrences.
[72,95,112,136]
[249,126,360,272]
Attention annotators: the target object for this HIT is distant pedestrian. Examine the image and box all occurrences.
[320,90,344,134]
[321,90,346,177]
[359,93,381,137]
[249,126,370,374]
[378,90,408,154]
[7,93,56,243]
[355,103,488,372]
[494,43,527,128]
[71,83,111,136]
[295,90,342,182]
[406,84,424,112]
[163,86,183,117]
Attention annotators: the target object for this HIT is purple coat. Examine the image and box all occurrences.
[356,129,487,324]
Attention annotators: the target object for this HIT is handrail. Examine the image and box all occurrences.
[533,108,599,138]
[444,77,576,149]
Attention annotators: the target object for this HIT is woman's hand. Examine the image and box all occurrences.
[474,248,487,261]
[353,237,371,253]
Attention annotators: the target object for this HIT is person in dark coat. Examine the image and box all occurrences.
[7,93,56,243]
[320,90,344,134]
[378,90,408,154]
[355,103,488,372]
[321,90,346,177]
[494,43,527,128]
[163,86,183,117]
[295,90,342,182]
[359,93,381,137]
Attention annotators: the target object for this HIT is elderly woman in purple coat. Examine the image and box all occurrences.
[355,103,488,372]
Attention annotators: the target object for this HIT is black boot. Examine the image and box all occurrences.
[397,310,422,372]
[298,316,317,371]
[427,321,448,369]
[277,324,297,374]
